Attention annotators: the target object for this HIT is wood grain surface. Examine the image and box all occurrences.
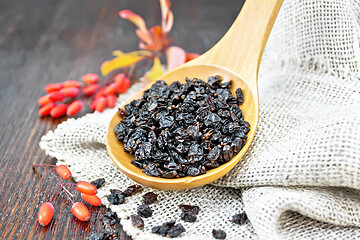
[0,0,244,239]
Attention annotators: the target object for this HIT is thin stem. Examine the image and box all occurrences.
[48,184,61,203]
[35,165,76,204]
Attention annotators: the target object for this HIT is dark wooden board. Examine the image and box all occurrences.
[0,0,244,239]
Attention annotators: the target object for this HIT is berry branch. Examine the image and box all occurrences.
[33,164,101,226]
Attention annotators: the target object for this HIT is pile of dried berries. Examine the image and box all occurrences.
[32,164,102,226]
[151,220,186,238]
[115,75,249,178]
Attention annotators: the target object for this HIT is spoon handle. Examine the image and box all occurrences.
[187,0,283,94]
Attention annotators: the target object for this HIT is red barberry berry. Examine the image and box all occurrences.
[114,73,126,85]
[107,94,117,108]
[50,104,67,118]
[82,84,98,96]
[94,88,106,100]
[90,98,98,110]
[39,102,56,116]
[63,80,81,88]
[76,181,97,195]
[60,87,79,98]
[81,193,101,206]
[55,165,72,179]
[67,100,83,116]
[115,75,130,94]
[104,82,119,95]
[38,95,52,106]
[71,202,90,221]
[38,202,54,226]
[45,83,63,93]
[82,73,99,84]
[95,97,107,112]
[48,91,65,102]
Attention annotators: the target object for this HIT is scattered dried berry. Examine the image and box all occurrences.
[137,204,153,218]
[231,212,248,225]
[180,212,197,222]
[91,178,106,189]
[179,204,200,215]
[102,210,118,225]
[115,76,249,178]
[131,214,144,229]
[123,184,143,197]
[167,224,186,238]
[88,230,110,240]
[212,229,226,239]
[152,220,185,238]
[104,224,117,238]
[235,88,244,104]
[142,192,158,205]
[107,189,125,205]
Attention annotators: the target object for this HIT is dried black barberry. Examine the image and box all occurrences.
[137,204,153,218]
[180,212,197,222]
[231,212,247,225]
[90,178,105,189]
[131,214,144,229]
[235,88,244,104]
[179,204,200,215]
[102,210,118,226]
[142,192,158,205]
[123,184,143,197]
[88,230,110,240]
[115,76,249,178]
[212,229,227,239]
[104,224,117,239]
[152,220,185,238]
[107,189,125,205]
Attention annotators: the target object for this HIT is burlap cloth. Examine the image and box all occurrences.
[40,0,360,239]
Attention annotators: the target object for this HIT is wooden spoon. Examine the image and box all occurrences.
[106,0,283,190]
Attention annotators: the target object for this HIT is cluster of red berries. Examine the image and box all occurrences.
[33,164,101,226]
[38,73,131,117]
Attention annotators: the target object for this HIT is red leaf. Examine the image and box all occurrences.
[166,46,186,71]
[150,26,163,51]
[119,10,147,33]
[160,0,171,27]
[162,10,174,35]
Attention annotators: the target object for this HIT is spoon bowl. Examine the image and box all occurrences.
[106,0,283,190]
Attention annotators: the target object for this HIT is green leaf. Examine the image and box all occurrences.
[144,57,164,81]
[101,50,152,76]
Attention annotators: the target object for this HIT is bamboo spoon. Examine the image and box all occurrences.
[106,0,283,190]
